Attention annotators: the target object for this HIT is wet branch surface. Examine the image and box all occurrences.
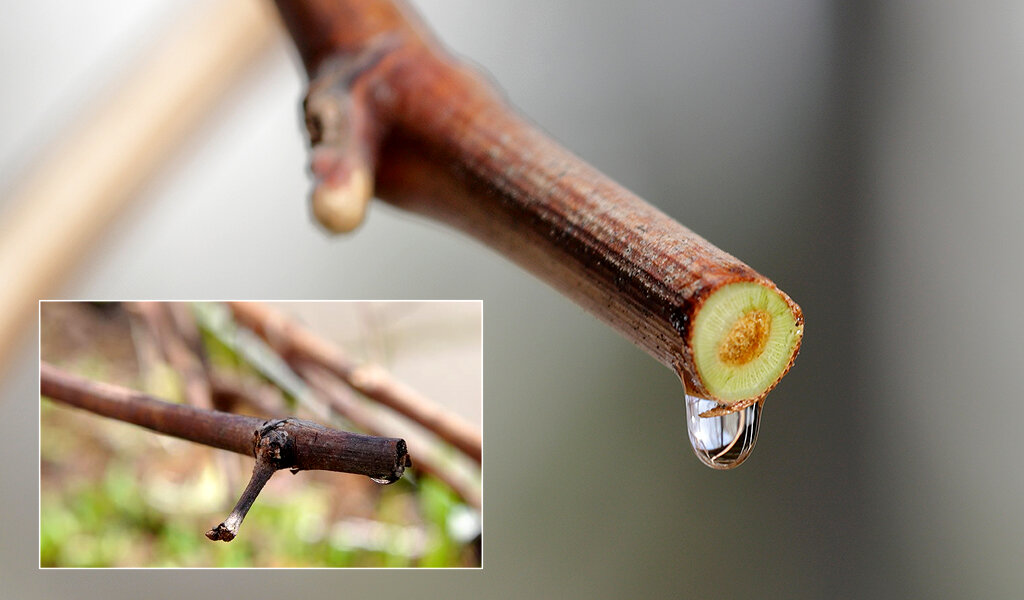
[41,361,411,541]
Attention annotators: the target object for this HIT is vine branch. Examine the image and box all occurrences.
[41,361,412,541]
[273,0,803,404]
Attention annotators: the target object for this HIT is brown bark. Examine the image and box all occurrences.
[272,0,803,401]
[40,362,410,481]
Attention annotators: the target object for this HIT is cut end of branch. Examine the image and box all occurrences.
[688,281,803,404]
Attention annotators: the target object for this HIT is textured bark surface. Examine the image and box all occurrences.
[296,359,481,510]
[274,0,803,401]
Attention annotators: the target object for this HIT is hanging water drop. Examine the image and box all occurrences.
[369,475,398,485]
[684,393,760,470]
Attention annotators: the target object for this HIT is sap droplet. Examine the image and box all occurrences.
[684,393,760,470]
[369,475,398,485]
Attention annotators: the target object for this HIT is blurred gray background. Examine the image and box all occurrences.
[3,0,1023,597]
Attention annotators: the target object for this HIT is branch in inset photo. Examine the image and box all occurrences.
[126,302,213,410]
[41,362,411,542]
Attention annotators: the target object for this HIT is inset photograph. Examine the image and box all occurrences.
[40,301,481,568]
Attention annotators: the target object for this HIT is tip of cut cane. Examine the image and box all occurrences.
[311,167,373,233]
[205,523,236,542]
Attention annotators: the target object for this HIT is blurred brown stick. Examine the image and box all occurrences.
[228,301,482,464]
[209,369,290,418]
[273,0,802,403]
[297,360,481,510]
[128,301,241,496]
[0,0,278,376]
[126,302,212,409]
